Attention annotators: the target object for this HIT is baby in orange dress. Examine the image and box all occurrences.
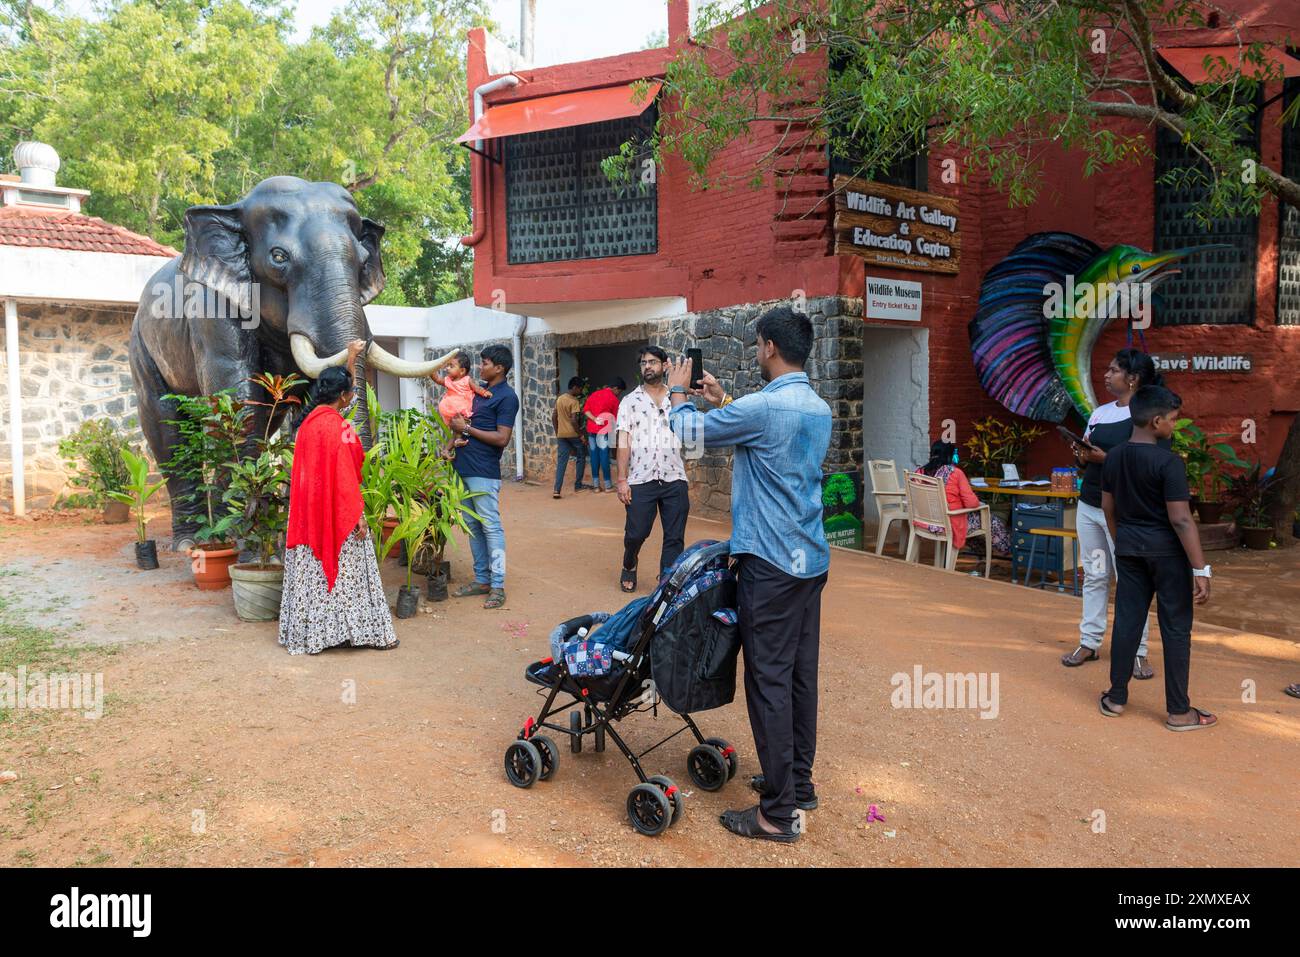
[433,350,492,458]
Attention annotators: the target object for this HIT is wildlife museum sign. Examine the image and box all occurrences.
[832,175,960,275]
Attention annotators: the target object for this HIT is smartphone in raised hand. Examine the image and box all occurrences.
[686,348,704,391]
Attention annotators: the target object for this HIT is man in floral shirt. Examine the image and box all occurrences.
[614,346,689,592]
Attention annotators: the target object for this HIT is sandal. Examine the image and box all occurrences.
[377,640,400,651]
[452,583,491,598]
[1062,646,1099,667]
[1284,684,1300,699]
[552,491,561,499]
[1165,707,1217,732]
[719,805,799,843]
[483,588,506,609]
[1099,692,1124,717]
[620,567,637,593]
[1133,656,1155,680]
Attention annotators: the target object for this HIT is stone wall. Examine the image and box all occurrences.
[0,301,143,510]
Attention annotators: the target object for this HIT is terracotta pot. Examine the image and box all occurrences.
[190,543,237,590]
[102,500,130,524]
[1240,526,1273,550]
[1196,501,1225,524]
[381,518,399,543]
[229,563,284,621]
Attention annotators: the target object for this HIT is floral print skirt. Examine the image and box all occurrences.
[277,532,398,656]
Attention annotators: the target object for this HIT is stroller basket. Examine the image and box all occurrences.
[503,540,742,837]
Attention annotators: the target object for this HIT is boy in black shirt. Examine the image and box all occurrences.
[1100,386,1217,731]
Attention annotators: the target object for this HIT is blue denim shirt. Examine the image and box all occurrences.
[669,372,831,578]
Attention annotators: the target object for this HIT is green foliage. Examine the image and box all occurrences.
[1224,461,1284,530]
[1171,419,1247,502]
[161,390,251,544]
[106,448,167,543]
[1,0,490,304]
[222,447,293,568]
[57,419,134,507]
[964,416,1046,479]
[645,0,1300,218]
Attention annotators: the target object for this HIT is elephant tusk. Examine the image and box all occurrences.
[289,333,349,379]
[367,342,460,378]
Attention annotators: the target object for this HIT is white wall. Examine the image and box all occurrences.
[0,246,174,304]
[862,325,930,520]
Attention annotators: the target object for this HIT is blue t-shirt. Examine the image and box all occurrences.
[453,379,519,480]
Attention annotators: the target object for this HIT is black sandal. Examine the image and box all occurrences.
[620,567,636,593]
[719,805,799,843]
[1062,646,1099,667]
[1099,692,1123,717]
[1284,684,1300,700]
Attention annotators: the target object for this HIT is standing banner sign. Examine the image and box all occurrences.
[822,471,864,550]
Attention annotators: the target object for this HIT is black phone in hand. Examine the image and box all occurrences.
[686,348,704,390]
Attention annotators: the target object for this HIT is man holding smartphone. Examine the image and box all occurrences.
[665,305,832,843]
[614,346,690,592]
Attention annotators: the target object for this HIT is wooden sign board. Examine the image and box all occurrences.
[832,174,960,275]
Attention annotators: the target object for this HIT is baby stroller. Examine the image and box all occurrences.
[502,540,742,836]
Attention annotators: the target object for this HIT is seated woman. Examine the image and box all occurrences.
[913,440,1011,556]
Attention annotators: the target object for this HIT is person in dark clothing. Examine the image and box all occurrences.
[666,305,832,842]
[1099,385,1217,732]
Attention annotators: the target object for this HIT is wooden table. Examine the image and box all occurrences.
[973,482,1079,588]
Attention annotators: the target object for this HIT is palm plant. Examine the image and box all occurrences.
[108,448,167,544]
[162,390,249,545]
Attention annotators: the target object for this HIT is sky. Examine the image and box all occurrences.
[292,0,669,63]
[49,0,671,65]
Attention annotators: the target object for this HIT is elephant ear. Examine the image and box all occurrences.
[180,204,254,315]
[358,217,386,305]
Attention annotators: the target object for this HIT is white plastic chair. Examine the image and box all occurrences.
[869,459,910,556]
[903,470,991,577]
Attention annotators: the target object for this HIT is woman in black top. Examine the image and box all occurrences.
[1061,349,1164,679]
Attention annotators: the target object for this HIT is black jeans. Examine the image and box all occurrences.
[737,555,827,831]
[1108,554,1193,715]
[622,479,689,575]
[554,437,587,492]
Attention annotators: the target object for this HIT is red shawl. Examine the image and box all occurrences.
[285,405,365,592]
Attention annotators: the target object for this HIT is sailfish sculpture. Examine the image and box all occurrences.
[968,232,1226,422]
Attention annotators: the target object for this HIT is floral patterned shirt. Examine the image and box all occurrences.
[615,385,688,485]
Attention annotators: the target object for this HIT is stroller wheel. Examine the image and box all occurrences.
[569,712,583,753]
[704,737,738,780]
[687,744,729,792]
[647,775,684,826]
[533,735,559,781]
[627,783,673,836]
[504,740,543,788]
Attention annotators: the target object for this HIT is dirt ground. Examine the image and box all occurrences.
[1,483,1297,868]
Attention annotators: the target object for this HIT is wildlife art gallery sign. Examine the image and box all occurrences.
[832,175,960,275]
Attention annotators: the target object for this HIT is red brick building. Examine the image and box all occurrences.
[456,0,1300,519]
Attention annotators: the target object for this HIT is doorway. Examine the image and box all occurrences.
[861,325,930,522]
[562,342,647,394]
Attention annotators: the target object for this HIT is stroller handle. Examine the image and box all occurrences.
[665,540,732,591]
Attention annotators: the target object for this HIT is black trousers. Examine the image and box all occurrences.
[737,555,828,830]
[1109,554,1193,715]
[622,479,689,575]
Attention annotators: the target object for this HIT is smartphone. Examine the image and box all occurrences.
[686,348,704,390]
[1056,425,1092,447]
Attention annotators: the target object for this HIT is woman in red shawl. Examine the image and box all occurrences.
[278,341,398,655]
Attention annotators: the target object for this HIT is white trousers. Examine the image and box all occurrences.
[1075,501,1149,655]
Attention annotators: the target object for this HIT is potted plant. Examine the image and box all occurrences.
[1174,421,1247,523]
[1225,462,1283,551]
[57,419,134,522]
[164,390,250,588]
[108,448,167,569]
[222,446,293,620]
[963,415,1046,481]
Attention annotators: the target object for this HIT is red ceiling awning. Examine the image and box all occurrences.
[457,81,662,144]
[1158,45,1300,84]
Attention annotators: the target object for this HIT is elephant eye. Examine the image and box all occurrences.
[270,248,289,265]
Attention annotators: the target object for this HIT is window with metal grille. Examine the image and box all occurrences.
[826,48,927,190]
[504,108,658,265]
[1153,96,1259,325]
[1278,76,1300,326]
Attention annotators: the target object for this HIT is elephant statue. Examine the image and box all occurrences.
[129,175,452,548]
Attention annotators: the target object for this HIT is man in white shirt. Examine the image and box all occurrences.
[615,346,689,592]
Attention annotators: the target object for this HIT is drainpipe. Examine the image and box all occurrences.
[512,313,527,481]
[4,298,24,517]
[460,74,521,247]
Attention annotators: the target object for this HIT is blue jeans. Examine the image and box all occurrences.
[554,437,588,492]
[463,476,505,589]
[588,433,611,485]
